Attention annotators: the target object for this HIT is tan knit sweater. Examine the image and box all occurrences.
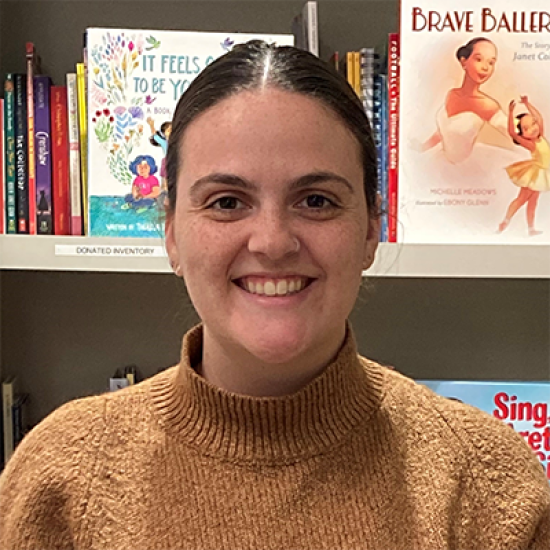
[1,324,549,550]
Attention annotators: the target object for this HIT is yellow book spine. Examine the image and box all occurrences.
[76,63,88,234]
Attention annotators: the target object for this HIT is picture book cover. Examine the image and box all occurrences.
[419,380,550,481]
[399,1,550,244]
[87,28,294,238]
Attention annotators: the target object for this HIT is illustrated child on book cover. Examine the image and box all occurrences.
[498,96,550,235]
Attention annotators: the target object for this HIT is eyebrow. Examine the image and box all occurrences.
[189,171,355,198]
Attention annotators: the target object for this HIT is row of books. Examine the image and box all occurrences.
[4,0,547,245]
[0,44,87,236]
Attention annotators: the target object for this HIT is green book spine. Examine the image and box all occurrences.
[4,74,17,234]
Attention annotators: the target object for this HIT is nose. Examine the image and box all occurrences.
[247,208,299,260]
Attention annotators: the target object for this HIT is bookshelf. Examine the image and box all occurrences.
[1,235,550,278]
[1,0,549,429]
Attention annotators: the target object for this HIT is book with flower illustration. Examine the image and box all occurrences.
[86,28,294,238]
[419,380,550,482]
[398,0,550,244]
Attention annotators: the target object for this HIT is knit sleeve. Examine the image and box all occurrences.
[440,401,550,549]
[0,397,107,550]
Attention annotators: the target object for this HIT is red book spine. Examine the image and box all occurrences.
[50,86,70,235]
[387,33,400,243]
[26,42,38,235]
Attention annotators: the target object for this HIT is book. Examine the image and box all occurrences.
[66,73,83,236]
[76,63,89,235]
[34,75,53,234]
[50,86,71,235]
[292,1,319,57]
[26,42,42,235]
[420,380,550,481]
[373,73,389,241]
[386,33,400,243]
[2,377,16,465]
[14,74,28,234]
[86,28,294,238]
[3,75,17,234]
[11,393,29,449]
[398,0,550,244]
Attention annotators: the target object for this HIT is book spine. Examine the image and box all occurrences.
[26,43,37,234]
[14,74,28,234]
[373,74,388,242]
[380,74,389,243]
[353,51,361,98]
[387,33,400,243]
[4,75,17,234]
[76,63,88,235]
[360,48,375,125]
[346,52,355,93]
[304,1,318,57]
[2,381,14,465]
[0,99,4,234]
[50,86,70,235]
[34,76,53,235]
[66,73,82,236]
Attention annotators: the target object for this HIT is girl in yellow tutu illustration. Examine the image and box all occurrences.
[498,96,550,236]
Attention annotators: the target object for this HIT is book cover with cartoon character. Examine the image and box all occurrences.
[399,1,550,243]
[420,380,550,481]
[86,28,294,238]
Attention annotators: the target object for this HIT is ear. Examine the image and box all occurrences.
[362,194,381,271]
[165,212,180,274]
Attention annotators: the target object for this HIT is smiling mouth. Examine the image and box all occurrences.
[233,276,314,297]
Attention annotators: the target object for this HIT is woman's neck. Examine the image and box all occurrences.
[198,325,346,397]
[459,76,482,97]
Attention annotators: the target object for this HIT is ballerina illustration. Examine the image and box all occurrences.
[419,37,509,164]
[498,97,550,236]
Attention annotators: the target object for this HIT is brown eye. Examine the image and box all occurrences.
[211,196,241,210]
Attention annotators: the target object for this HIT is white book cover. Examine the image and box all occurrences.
[86,28,293,238]
[399,1,550,244]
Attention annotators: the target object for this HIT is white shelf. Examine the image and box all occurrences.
[0,235,171,273]
[0,235,549,278]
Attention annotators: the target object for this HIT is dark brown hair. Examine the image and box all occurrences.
[165,40,379,218]
[456,37,494,61]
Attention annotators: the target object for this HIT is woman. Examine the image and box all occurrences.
[0,41,548,549]
[421,37,510,164]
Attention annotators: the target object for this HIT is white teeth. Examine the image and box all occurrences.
[240,278,309,297]
[276,280,288,295]
[264,281,276,296]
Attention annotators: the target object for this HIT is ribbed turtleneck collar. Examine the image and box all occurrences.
[150,324,385,463]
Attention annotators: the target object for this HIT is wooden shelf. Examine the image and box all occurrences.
[1,235,548,278]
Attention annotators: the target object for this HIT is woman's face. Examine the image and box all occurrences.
[461,41,497,85]
[166,89,379,367]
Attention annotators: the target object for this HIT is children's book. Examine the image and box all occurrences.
[399,0,550,244]
[420,380,550,481]
[86,28,294,238]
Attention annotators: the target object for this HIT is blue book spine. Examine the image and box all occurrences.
[378,74,389,242]
[34,75,53,234]
[4,75,17,234]
[372,74,384,242]
[14,74,28,234]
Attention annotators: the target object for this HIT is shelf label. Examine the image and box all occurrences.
[55,244,167,258]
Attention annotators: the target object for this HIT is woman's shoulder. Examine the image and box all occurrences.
[378,364,548,482]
